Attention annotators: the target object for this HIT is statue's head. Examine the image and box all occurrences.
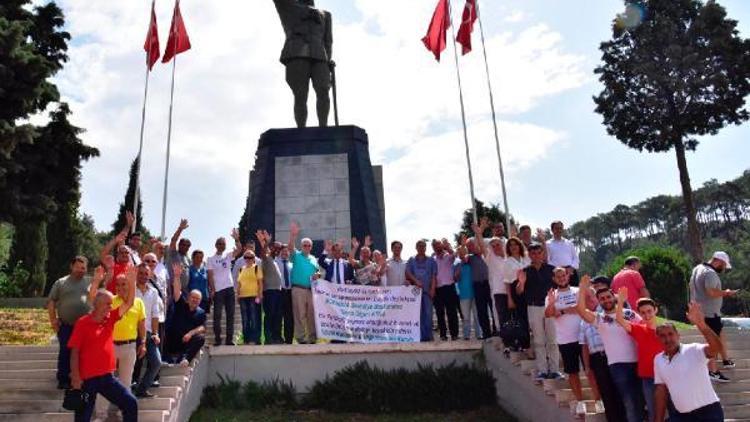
[299,0,314,6]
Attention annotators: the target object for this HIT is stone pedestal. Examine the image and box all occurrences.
[240,125,386,254]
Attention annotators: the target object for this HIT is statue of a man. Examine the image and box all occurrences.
[273,0,333,128]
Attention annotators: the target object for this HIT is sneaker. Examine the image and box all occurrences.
[709,371,731,383]
[575,400,587,416]
[135,390,155,399]
[534,372,547,383]
[594,400,605,414]
[179,359,190,368]
[548,371,564,380]
[150,380,160,388]
[723,359,736,369]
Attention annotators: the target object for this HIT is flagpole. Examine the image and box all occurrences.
[477,4,511,232]
[161,54,177,240]
[132,66,150,235]
[448,0,478,225]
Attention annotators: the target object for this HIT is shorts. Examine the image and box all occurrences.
[705,317,723,336]
[559,342,582,374]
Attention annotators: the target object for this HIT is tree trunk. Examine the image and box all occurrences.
[674,140,704,264]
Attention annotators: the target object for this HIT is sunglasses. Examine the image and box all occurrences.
[144,259,156,263]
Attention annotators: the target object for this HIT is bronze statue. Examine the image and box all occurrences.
[273,0,334,128]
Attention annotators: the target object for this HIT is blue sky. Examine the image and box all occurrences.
[55,0,750,255]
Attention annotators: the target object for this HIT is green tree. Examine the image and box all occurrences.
[0,1,70,218]
[594,0,750,263]
[455,200,515,242]
[606,245,692,321]
[111,156,148,237]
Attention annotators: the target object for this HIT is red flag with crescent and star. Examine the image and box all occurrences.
[421,0,451,62]
[456,0,477,55]
[144,0,161,70]
[162,0,191,63]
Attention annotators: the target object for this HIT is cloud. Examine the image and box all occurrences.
[504,10,526,23]
[54,0,587,253]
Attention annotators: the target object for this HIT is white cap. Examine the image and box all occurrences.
[712,251,732,269]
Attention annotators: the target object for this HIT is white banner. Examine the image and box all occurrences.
[312,279,422,343]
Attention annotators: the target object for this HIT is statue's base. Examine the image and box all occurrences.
[240,125,386,253]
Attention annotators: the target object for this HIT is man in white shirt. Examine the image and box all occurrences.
[546,221,580,286]
[654,302,724,421]
[386,241,407,286]
[133,264,162,398]
[545,267,585,416]
[126,232,142,266]
[207,232,241,346]
[577,275,644,422]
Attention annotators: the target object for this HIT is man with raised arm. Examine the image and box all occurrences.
[288,221,321,344]
[406,239,437,342]
[166,263,206,366]
[68,267,139,422]
[319,239,354,285]
[576,275,644,422]
[654,303,724,421]
[168,219,192,295]
[99,211,135,293]
[256,230,285,344]
[207,230,242,346]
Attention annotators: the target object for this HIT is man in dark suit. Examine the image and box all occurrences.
[318,240,354,284]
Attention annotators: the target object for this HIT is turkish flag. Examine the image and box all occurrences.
[144,1,160,70]
[422,0,451,62]
[456,0,477,55]
[162,0,191,63]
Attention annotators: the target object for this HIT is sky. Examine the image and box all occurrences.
[52,0,750,256]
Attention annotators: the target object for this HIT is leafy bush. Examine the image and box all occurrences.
[606,246,692,321]
[200,375,296,411]
[0,264,29,298]
[303,361,496,414]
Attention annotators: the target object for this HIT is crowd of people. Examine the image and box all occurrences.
[45,211,736,421]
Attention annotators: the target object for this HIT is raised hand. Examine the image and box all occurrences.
[617,287,628,304]
[231,228,240,240]
[479,216,490,231]
[459,233,468,246]
[125,211,135,228]
[179,219,189,231]
[351,237,360,252]
[114,230,127,245]
[686,301,706,326]
[102,255,115,271]
[172,262,183,280]
[536,228,546,242]
[255,230,265,245]
[364,235,372,248]
[290,221,300,237]
[580,274,591,290]
[93,266,106,286]
[547,288,556,304]
[471,223,482,235]
[324,239,333,253]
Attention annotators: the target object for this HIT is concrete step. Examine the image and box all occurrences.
[584,412,606,422]
[720,392,750,406]
[555,388,595,405]
[0,352,57,361]
[0,346,57,354]
[725,404,750,420]
[0,397,173,413]
[0,360,56,370]
[0,412,168,422]
[0,386,181,401]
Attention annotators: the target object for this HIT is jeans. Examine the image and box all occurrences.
[239,297,262,345]
[642,377,656,422]
[434,285,459,339]
[281,289,294,344]
[263,289,283,344]
[670,401,723,422]
[459,299,481,339]
[76,373,137,422]
[135,335,162,395]
[57,323,74,385]
[493,293,509,334]
[213,287,236,345]
[473,280,492,339]
[589,352,626,422]
[420,293,434,342]
[527,305,558,374]
[609,362,644,422]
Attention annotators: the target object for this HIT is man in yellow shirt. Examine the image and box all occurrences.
[237,251,264,345]
[110,264,147,390]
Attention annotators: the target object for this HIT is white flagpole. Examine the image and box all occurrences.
[160,54,177,240]
[133,66,150,235]
[477,3,511,232]
[448,0,478,225]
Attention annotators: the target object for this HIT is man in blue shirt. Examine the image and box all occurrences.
[288,222,321,344]
[406,240,437,342]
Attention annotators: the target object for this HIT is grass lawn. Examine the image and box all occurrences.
[0,307,53,345]
[190,407,517,422]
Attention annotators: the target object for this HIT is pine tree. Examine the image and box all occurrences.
[593,0,750,263]
[112,156,148,236]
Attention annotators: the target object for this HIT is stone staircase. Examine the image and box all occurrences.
[485,327,750,421]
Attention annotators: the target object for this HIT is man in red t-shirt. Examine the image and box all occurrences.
[615,287,664,422]
[68,267,139,422]
[100,212,135,293]
[612,256,650,308]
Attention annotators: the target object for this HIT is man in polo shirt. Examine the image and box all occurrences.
[48,256,93,390]
[133,263,162,398]
[689,251,737,382]
[469,220,493,340]
[168,219,192,295]
[99,212,135,294]
[69,267,138,422]
[386,241,407,286]
[611,256,650,309]
[406,240,437,342]
[546,221,580,286]
[516,242,558,382]
[577,275,644,422]
[431,239,458,341]
[167,264,206,365]
[654,302,724,421]
[207,232,242,346]
[111,265,147,392]
[288,222,321,344]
